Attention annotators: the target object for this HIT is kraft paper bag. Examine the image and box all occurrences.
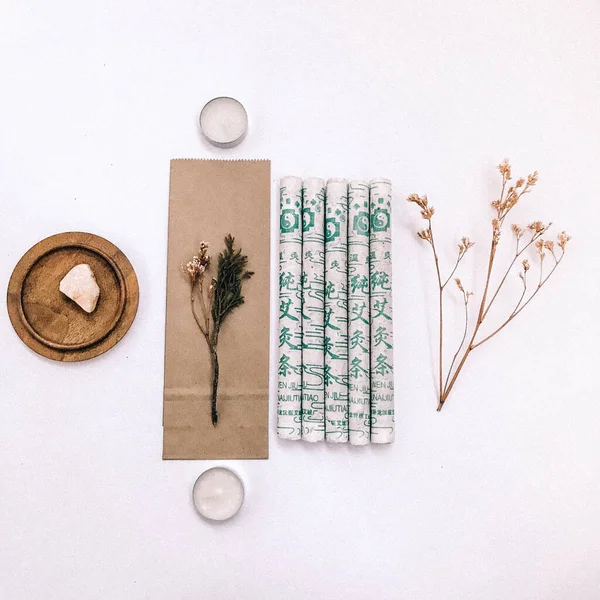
[163,159,270,459]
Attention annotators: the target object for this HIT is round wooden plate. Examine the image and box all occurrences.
[7,232,139,362]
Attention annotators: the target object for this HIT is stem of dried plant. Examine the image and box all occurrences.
[408,160,571,411]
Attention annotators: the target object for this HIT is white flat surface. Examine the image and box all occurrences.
[1,1,599,598]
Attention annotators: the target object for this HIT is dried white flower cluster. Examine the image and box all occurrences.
[183,242,210,282]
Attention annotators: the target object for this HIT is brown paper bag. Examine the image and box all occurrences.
[163,159,270,459]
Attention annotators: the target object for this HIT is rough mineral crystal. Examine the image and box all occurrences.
[59,264,100,313]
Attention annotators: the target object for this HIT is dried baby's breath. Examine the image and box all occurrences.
[558,231,571,250]
[458,237,475,254]
[528,221,551,234]
[498,158,512,180]
[407,193,429,210]
[535,238,546,262]
[417,229,432,243]
[421,206,435,220]
[511,224,524,239]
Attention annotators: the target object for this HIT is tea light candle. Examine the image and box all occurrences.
[192,467,245,521]
[199,97,248,148]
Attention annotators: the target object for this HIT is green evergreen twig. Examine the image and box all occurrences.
[184,235,253,426]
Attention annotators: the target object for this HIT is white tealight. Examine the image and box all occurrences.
[199,97,248,148]
[192,467,245,521]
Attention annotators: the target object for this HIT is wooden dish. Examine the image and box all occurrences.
[7,232,139,362]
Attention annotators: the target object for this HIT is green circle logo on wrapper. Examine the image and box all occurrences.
[280,209,300,233]
[302,208,315,232]
[325,217,340,242]
[353,211,370,236]
[371,207,390,232]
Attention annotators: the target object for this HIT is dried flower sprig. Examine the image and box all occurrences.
[183,235,254,425]
[409,160,570,411]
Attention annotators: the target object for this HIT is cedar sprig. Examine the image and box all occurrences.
[184,234,254,426]
[408,159,570,411]
[211,234,254,339]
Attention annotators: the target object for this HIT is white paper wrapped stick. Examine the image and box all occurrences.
[369,178,394,444]
[324,179,349,443]
[347,181,371,445]
[277,176,303,440]
[301,178,326,442]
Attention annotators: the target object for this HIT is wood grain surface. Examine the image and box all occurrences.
[7,232,138,362]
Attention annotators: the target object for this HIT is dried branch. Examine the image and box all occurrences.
[408,160,570,411]
[408,194,475,400]
[481,227,545,320]
[184,235,254,426]
[472,251,564,349]
[444,280,472,392]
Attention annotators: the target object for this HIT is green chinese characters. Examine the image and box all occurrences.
[277,176,303,440]
[369,179,394,444]
[348,181,371,445]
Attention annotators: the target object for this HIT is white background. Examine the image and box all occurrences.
[1,1,599,599]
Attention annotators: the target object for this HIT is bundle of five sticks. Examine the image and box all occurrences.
[277,176,394,445]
